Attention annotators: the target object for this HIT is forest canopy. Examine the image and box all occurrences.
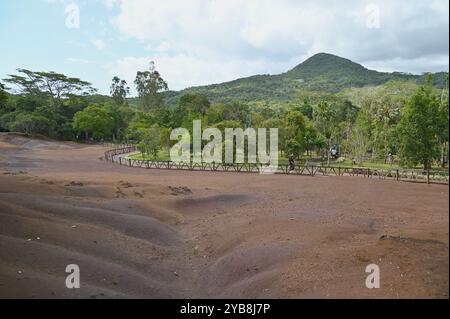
[0,54,448,169]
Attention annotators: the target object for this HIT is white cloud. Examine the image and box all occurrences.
[103,0,117,9]
[363,54,450,74]
[107,0,448,91]
[145,41,171,53]
[67,57,91,64]
[112,54,299,91]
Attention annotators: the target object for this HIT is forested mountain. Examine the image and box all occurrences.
[1,53,448,169]
[162,53,447,106]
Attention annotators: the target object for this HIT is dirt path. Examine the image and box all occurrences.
[0,133,448,298]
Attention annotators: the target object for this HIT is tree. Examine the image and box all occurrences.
[3,69,96,109]
[179,93,210,116]
[134,62,168,111]
[313,101,337,164]
[360,92,401,160]
[437,75,449,167]
[8,112,51,135]
[396,79,446,169]
[303,125,318,157]
[110,76,129,106]
[14,94,47,113]
[159,127,173,157]
[349,109,372,165]
[125,111,154,141]
[137,125,161,159]
[0,82,9,113]
[284,111,307,159]
[298,99,313,119]
[72,104,115,140]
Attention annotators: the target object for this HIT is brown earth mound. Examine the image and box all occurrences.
[0,133,448,298]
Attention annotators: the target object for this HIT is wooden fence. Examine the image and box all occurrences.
[103,146,449,185]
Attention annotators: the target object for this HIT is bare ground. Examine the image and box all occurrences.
[0,133,448,298]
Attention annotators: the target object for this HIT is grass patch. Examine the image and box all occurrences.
[129,151,448,172]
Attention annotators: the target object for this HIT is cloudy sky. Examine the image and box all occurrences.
[0,0,448,95]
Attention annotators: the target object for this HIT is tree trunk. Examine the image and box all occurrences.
[441,143,448,168]
[423,159,429,171]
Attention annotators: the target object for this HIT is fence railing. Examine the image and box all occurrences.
[103,146,449,185]
[104,146,137,161]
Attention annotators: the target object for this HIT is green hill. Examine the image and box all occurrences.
[162,53,448,106]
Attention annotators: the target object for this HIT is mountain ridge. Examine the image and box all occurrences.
[161,52,448,106]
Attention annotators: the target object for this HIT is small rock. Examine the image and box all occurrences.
[65,181,84,187]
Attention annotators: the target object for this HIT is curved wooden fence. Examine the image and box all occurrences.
[104,145,137,161]
[103,146,449,185]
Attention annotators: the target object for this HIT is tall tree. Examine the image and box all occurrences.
[110,76,130,106]
[284,111,307,159]
[137,125,161,159]
[396,78,446,169]
[179,93,210,116]
[3,69,96,109]
[349,108,372,165]
[72,104,115,140]
[313,101,337,165]
[437,75,449,167]
[372,95,400,160]
[134,62,168,111]
[0,82,8,113]
[7,113,50,135]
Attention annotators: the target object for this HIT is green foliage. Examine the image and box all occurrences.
[0,56,448,170]
[348,108,372,164]
[284,111,307,158]
[6,112,51,135]
[134,61,168,111]
[3,69,96,109]
[72,104,115,140]
[179,93,210,116]
[163,53,447,107]
[137,125,162,159]
[0,82,8,113]
[125,111,154,141]
[396,80,447,169]
[110,76,130,106]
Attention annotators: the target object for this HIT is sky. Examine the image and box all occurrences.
[0,0,448,95]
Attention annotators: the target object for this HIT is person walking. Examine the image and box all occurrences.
[288,154,296,172]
